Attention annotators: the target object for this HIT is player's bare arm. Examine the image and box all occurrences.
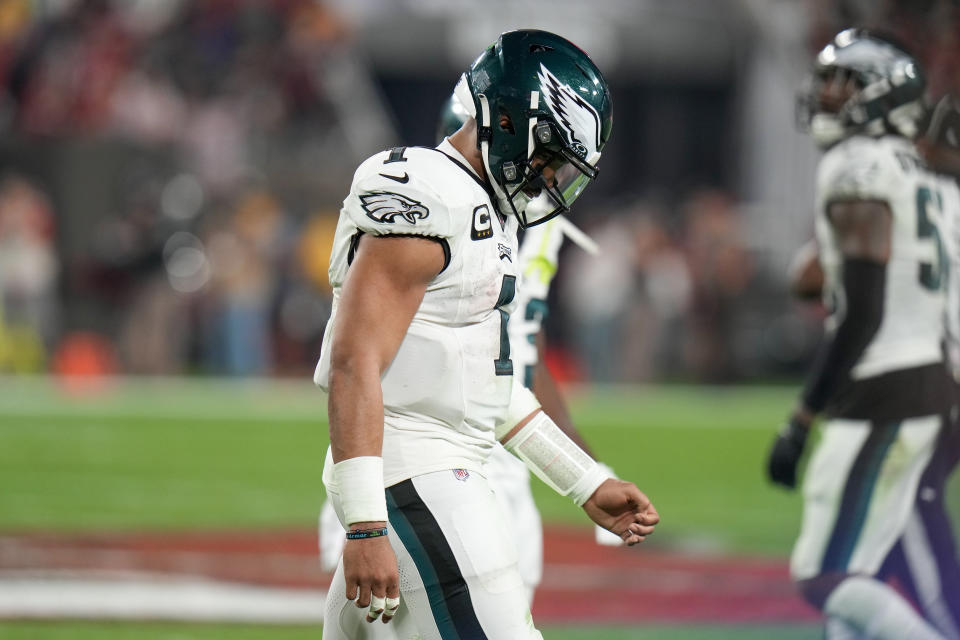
[768,199,891,488]
[531,331,595,452]
[328,234,445,620]
[826,200,892,261]
[793,198,891,420]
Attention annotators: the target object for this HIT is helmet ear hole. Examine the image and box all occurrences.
[498,108,516,135]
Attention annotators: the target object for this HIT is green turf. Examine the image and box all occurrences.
[0,621,821,639]
[537,385,806,555]
[1,377,957,556]
[0,412,325,530]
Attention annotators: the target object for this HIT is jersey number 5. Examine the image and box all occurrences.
[917,186,947,291]
[494,275,516,375]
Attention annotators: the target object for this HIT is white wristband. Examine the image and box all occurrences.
[502,411,615,506]
[569,461,615,506]
[332,456,388,526]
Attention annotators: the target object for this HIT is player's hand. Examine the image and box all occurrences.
[342,522,401,624]
[582,479,659,546]
[766,416,810,489]
[593,464,625,546]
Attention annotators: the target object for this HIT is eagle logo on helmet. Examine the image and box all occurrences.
[537,63,602,159]
[360,192,430,225]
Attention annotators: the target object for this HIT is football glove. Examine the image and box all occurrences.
[766,416,809,489]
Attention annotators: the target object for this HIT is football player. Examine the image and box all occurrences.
[314,30,658,639]
[767,29,959,640]
[784,92,960,640]
[315,94,619,633]
[439,93,623,608]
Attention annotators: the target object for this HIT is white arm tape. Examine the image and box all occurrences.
[331,456,388,525]
[502,411,614,506]
[495,379,542,440]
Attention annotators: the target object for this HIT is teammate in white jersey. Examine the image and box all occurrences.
[767,30,956,640]
[783,91,960,640]
[315,30,659,640]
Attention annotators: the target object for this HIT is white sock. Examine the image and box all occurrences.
[827,616,869,640]
[824,576,946,640]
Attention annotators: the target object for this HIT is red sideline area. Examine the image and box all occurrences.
[0,526,818,624]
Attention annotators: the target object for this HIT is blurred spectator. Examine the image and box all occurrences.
[561,212,638,383]
[626,211,692,381]
[682,189,754,383]
[270,210,335,375]
[0,174,58,373]
[201,189,283,376]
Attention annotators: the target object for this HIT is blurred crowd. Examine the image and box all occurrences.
[0,0,348,378]
[1,0,959,383]
[555,190,811,384]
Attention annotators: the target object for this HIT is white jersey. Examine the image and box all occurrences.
[485,218,568,495]
[815,135,948,380]
[315,140,519,488]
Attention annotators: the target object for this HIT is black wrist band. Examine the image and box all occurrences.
[346,527,389,540]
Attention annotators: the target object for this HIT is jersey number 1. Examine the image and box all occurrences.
[494,275,516,376]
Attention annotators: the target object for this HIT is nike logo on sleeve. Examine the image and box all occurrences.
[379,172,410,184]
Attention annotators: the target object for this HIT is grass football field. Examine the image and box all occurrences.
[4,376,950,638]
[0,621,821,639]
[0,378,806,553]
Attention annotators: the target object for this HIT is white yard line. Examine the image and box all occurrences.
[0,571,325,623]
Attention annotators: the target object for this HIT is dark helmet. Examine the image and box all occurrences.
[797,29,926,148]
[435,93,470,144]
[454,29,613,227]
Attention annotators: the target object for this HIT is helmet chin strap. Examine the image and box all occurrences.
[459,73,552,225]
[527,91,539,159]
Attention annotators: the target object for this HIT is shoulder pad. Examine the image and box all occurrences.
[818,137,905,203]
[344,148,455,238]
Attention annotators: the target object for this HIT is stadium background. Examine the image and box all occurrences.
[0,0,959,638]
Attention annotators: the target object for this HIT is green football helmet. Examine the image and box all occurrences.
[436,93,470,143]
[797,29,926,148]
[454,29,613,228]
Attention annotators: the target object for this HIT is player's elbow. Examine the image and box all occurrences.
[328,342,381,388]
